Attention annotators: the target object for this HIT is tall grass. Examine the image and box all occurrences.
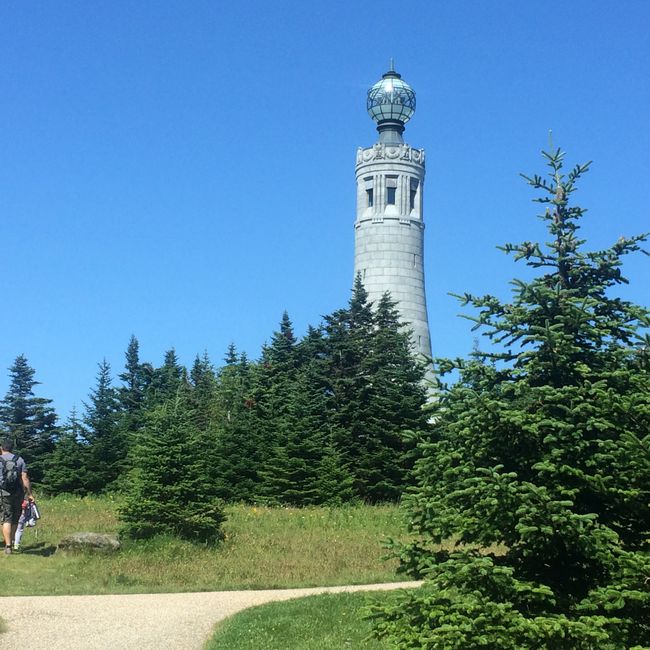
[0,496,404,596]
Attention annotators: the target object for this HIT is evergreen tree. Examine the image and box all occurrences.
[189,351,218,430]
[223,342,239,366]
[117,336,149,440]
[82,359,122,492]
[323,277,375,499]
[357,292,428,500]
[212,345,261,502]
[315,441,356,506]
[120,386,226,543]
[146,348,187,406]
[297,325,356,505]
[324,278,428,501]
[42,406,89,495]
[261,365,330,505]
[252,312,300,500]
[113,336,152,486]
[371,149,650,648]
[118,336,148,415]
[0,354,58,482]
[187,350,222,497]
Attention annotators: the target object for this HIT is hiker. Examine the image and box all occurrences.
[0,438,34,555]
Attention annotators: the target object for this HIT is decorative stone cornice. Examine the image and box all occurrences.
[356,143,425,166]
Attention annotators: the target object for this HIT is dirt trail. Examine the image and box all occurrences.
[1,581,421,649]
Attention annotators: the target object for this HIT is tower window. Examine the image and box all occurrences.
[364,177,374,208]
[386,177,398,205]
[410,179,419,212]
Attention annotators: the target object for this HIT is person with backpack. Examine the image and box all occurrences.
[0,438,34,555]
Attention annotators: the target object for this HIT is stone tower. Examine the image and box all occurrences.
[354,65,432,359]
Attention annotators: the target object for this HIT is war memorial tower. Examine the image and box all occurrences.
[354,65,432,359]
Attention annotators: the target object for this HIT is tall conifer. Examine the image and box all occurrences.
[83,359,122,492]
[252,312,299,499]
[324,277,427,501]
[0,354,57,482]
[372,149,650,648]
[212,345,261,501]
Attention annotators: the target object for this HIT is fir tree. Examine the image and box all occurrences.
[252,312,300,500]
[117,336,149,440]
[357,292,428,500]
[212,345,261,502]
[187,350,222,496]
[371,148,650,648]
[118,336,148,416]
[323,276,375,499]
[0,354,58,482]
[261,365,329,506]
[315,441,356,506]
[324,278,428,501]
[112,336,152,485]
[223,342,239,366]
[146,348,187,406]
[120,386,226,543]
[42,406,89,495]
[82,359,122,492]
[189,351,217,429]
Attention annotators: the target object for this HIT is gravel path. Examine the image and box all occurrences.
[1,581,421,649]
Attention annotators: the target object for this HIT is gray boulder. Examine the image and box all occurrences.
[58,532,121,553]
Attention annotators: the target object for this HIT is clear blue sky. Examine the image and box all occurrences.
[1,1,648,420]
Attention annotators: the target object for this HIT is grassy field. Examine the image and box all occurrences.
[206,591,395,649]
[0,496,405,596]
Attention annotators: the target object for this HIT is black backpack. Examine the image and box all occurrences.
[0,454,20,493]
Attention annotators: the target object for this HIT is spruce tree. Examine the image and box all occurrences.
[189,351,218,430]
[261,365,329,506]
[118,336,148,414]
[323,277,375,499]
[361,293,428,499]
[371,149,650,648]
[324,278,428,501]
[252,312,300,500]
[117,336,149,442]
[83,360,122,492]
[42,406,89,495]
[187,350,222,497]
[146,348,187,406]
[212,345,261,502]
[0,354,58,482]
[315,441,356,506]
[298,325,356,505]
[120,385,226,543]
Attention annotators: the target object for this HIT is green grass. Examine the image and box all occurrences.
[205,591,395,649]
[0,496,405,596]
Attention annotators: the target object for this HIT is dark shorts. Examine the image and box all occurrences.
[1,492,22,525]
